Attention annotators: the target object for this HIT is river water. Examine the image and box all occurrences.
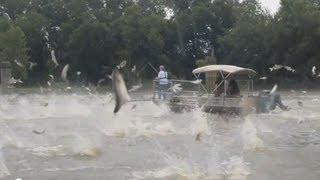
[0,89,319,180]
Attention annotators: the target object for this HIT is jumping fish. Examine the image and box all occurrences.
[106,74,112,80]
[51,50,59,67]
[29,62,37,70]
[49,74,54,80]
[169,83,183,94]
[112,68,130,113]
[97,78,106,86]
[14,59,24,68]
[270,64,295,73]
[32,128,46,135]
[61,64,69,82]
[131,65,136,73]
[270,84,278,94]
[312,66,316,76]
[8,77,23,85]
[117,60,127,69]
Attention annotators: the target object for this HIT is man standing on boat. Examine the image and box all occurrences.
[157,65,169,100]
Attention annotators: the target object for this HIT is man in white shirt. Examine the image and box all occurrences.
[157,65,169,100]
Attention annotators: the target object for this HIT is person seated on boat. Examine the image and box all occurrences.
[227,79,240,97]
[156,65,169,100]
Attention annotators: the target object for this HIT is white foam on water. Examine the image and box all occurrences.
[154,121,176,135]
[99,110,134,138]
[151,103,170,118]
[0,124,12,178]
[134,142,191,179]
[0,122,24,148]
[24,133,101,158]
[132,148,204,180]
[28,145,67,157]
[220,156,251,180]
[1,93,212,140]
[50,50,58,66]
[1,134,23,149]
[189,108,211,136]
[43,94,93,118]
[101,117,176,138]
[0,91,319,179]
[0,151,10,178]
[0,99,13,120]
[241,119,265,151]
[132,144,250,180]
[97,101,178,137]
[99,105,211,138]
[0,94,97,120]
[44,165,119,173]
[132,166,201,180]
[71,133,102,158]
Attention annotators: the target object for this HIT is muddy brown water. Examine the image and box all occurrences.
[0,90,320,180]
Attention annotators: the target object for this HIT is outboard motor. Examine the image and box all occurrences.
[256,90,289,113]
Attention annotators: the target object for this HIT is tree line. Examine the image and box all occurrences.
[0,0,319,86]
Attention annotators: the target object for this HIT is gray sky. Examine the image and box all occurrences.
[259,0,280,14]
[165,0,281,19]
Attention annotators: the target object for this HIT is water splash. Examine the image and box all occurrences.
[0,151,10,178]
[71,133,102,159]
[220,156,251,179]
[132,141,250,180]
[189,108,211,136]
[241,118,265,151]
[28,145,67,157]
[0,91,319,179]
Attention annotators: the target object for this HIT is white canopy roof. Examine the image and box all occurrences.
[192,65,257,77]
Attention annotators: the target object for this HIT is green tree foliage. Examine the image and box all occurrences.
[164,0,238,78]
[16,11,50,83]
[271,0,320,78]
[114,5,167,69]
[0,18,29,79]
[218,0,272,74]
[67,21,114,82]
[0,0,28,20]
[0,0,319,84]
[219,0,320,81]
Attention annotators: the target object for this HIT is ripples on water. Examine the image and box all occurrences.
[0,90,320,180]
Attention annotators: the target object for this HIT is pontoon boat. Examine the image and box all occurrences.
[152,65,267,114]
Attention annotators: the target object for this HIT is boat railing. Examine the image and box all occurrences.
[152,79,202,100]
[153,79,245,108]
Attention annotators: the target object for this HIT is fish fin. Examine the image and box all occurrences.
[113,103,120,114]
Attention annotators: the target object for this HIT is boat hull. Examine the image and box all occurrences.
[153,96,257,115]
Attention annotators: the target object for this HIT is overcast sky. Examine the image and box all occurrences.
[165,0,281,19]
[259,0,281,14]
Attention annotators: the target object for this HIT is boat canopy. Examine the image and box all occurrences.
[192,65,257,78]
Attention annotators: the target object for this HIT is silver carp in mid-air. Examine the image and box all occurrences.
[112,68,130,113]
[61,64,69,82]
